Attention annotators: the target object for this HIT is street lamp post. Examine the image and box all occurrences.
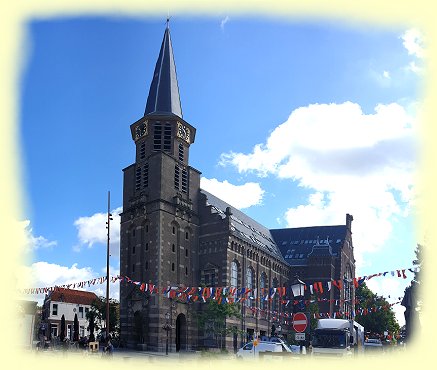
[163,312,171,355]
[291,275,306,354]
[105,191,113,351]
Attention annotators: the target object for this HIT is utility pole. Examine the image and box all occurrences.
[105,191,113,348]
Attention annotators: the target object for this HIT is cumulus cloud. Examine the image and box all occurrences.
[17,260,121,305]
[366,277,406,326]
[200,177,264,209]
[400,28,425,75]
[17,261,120,304]
[73,206,122,256]
[17,262,97,303]
[401,28,425,59]
[19,220,57,254]
[220,101,417,268]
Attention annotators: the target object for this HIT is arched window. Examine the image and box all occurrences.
[272,278,279,312]
[246,267,253,307]
[260,273,267,310]
[231,261,238,288]
[344,265,353,318]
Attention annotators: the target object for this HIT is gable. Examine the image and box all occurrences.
[271,225,347,265]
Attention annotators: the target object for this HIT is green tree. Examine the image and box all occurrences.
[195,300,242,350]
[307,295,320,331]
[85,308,97,342]
[86,297,120,341]
[401,243,423,341]
[354,283,400,336]
[411,243,422,310]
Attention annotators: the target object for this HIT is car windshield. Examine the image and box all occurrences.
[312,330,347,348]
[243,343,253,350]
[366,339,381,344]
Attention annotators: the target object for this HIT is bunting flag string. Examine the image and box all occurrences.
[19,265,419,300]
[18,273,403,323]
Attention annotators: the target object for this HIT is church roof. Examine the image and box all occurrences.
[144,24,183,118]
[270,225,347,266]
[200,189,286,263]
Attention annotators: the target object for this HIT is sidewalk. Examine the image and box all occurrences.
[31,346,235,361]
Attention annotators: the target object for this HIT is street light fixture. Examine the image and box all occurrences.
[163,312,172,355]
[291,275,306,298]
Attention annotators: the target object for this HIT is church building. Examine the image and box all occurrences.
[119,23,356,352]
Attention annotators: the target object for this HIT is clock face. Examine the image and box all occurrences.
[177,122,190,143]
[135,120,148,140]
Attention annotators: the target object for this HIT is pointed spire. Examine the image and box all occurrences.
[144,22,183,118]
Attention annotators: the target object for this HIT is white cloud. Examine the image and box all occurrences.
[19,220,57,253]
[200,177,264,209]
[73,206,122,256]
[405,61,423,74]
[383,71,390,79]
[220,16,230,31]
[17,262,97,304]
[400,28,425,75]
[220,101,417,269]
[366,277,407,326]
[100,264,120,302]
[17,261,120,304]
[401,28,425,59]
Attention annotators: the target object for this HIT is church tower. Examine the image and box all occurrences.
[119,23,200,351]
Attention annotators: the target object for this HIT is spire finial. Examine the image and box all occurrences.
[166,14,171,29]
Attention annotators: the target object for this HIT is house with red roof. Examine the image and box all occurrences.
[41,288,105,341]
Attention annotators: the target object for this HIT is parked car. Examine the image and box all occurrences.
[236,339,294,359]
[364,338,383,352]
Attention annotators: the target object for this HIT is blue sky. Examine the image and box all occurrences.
[18,16,424,325]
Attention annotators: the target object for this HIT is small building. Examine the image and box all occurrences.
[17,300,38,349]
[41,288,104,341]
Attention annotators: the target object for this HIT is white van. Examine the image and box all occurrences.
[236,340,293,359]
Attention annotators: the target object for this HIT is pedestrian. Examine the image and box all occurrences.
[106,334,113,356]
[37,325,46,351]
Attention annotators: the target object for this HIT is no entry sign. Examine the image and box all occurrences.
[292,312,308,333]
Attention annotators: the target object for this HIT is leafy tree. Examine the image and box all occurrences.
[86,309,97,342]
[86,297,120,341]
[60,314,66,341]
[412,243,423,286]
[195,300,242,349]
[411,243,422,310]
[307,295,320,331]
[354,283,399,337]
[401,243,423,341]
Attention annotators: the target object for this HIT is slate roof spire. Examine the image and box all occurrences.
[144,21,183,118]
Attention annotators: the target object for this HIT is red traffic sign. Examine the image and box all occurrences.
[292,312,308,333]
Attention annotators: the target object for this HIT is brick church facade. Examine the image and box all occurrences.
[119,24,356,352]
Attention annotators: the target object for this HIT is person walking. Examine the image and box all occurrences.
[37,324,46,351]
